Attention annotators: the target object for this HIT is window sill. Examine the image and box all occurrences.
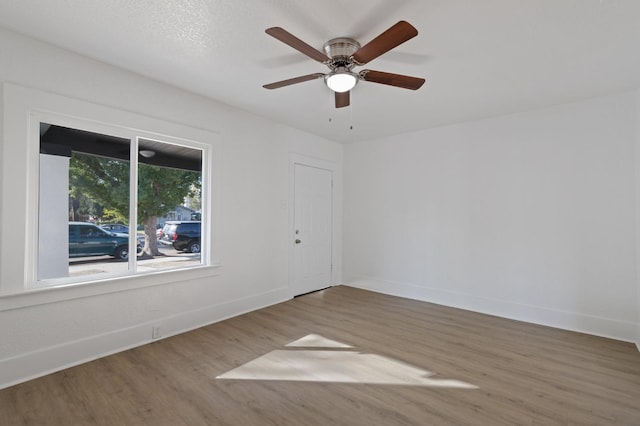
[0,262,222,312]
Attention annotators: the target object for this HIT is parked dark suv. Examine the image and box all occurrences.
[159,221,201,253]
[69,222,141,260]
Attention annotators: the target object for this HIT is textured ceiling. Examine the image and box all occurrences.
[1,0,639,143]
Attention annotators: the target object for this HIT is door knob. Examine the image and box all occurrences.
[295,239,301,244]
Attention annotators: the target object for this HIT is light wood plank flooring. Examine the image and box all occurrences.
[2,286,639,425]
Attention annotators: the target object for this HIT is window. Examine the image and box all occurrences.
[0,84,219,299]
[36,121,207,285]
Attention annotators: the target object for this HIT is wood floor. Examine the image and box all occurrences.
[2,286,639,425]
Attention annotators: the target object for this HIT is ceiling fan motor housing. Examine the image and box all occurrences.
[323,37,361,70]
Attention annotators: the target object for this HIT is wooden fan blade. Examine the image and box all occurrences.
[360,70,425,90]
[335,91,350,108]
[352,21,418,65]
[263,73,325,89]
[265,27,329,63]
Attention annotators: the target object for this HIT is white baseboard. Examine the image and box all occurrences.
[344,278,637,344]
[0,287,290,389]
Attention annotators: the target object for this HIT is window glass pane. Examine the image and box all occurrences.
[38,123,131,281]
[37,123,206,284]
[136,138,203,272]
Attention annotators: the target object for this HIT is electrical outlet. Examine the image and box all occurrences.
[152,326,161,340]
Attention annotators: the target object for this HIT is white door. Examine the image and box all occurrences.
[293,164,333,296]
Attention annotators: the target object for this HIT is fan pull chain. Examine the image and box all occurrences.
[349,91,353,130]
[349,92,354,130]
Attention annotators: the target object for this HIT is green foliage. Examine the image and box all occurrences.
[136,163,201,222]
[69,152,201,224]
[69,153,129,219]
[101,208,128,224]
[185,184,202,212]
[69,191,104,221]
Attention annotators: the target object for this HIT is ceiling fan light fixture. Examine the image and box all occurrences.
[139,149,156,158]
[325,70,358,93]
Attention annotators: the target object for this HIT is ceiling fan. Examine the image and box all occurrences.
[263,21,425,108]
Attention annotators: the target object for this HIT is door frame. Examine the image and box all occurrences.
[288,154,342,298]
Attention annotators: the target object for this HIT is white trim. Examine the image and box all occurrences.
[288,154,342,298]
[345,278,638,343]
[0,286,289,389]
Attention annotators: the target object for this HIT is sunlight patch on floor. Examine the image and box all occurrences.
[217,334,477,388]
[285,334,353,348]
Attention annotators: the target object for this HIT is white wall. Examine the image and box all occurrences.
[636,90,640,351]
[0,28,342,388]
[344,92,638,342]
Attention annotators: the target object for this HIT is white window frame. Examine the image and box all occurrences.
[0,83,220,308]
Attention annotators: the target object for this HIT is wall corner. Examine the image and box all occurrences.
[635,89,640,351]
